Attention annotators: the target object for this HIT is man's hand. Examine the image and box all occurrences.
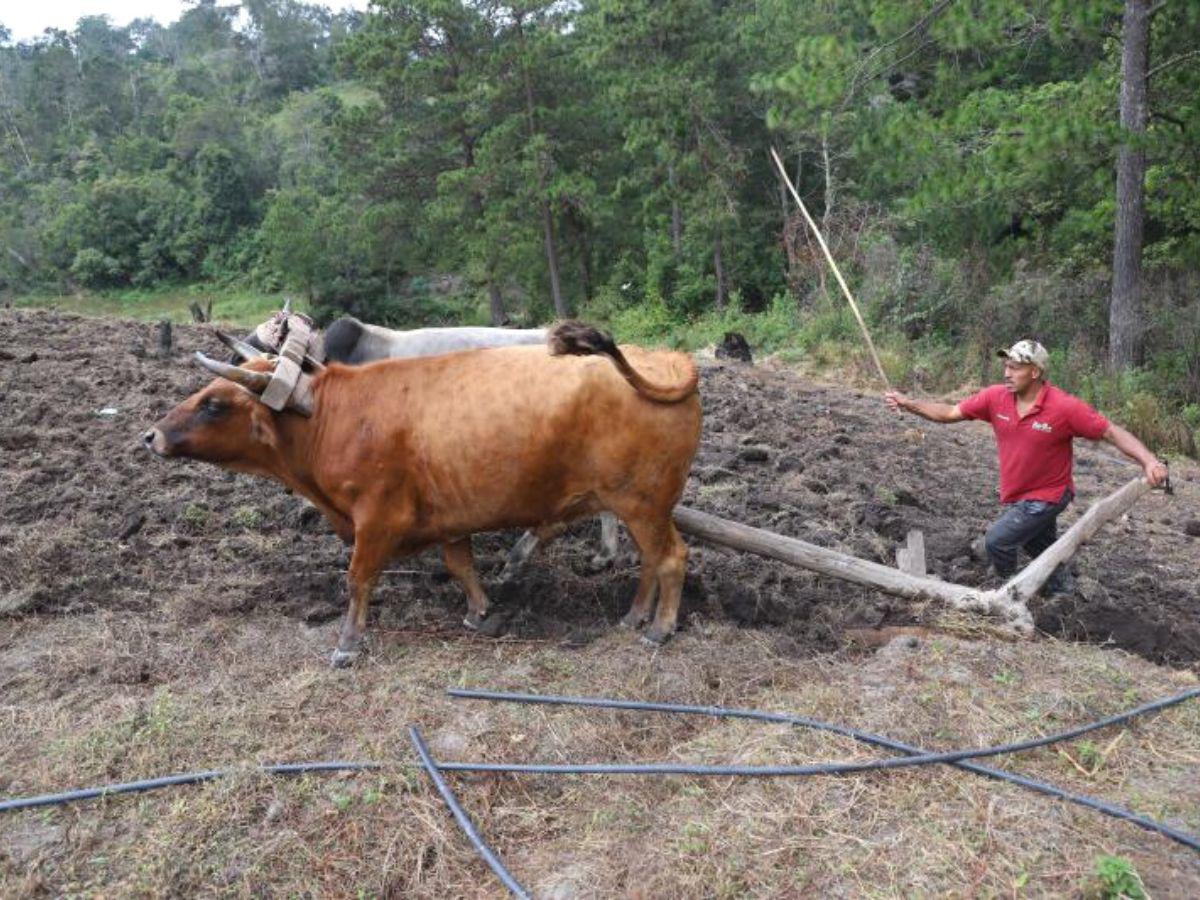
[1144,459,1169,488]
[884,390,909,414]
[1102,425,1169,488]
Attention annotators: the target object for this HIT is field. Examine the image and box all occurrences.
[10,289,301,328]
[2,308,1199,897]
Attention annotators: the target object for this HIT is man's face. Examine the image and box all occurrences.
[1003,360,1041,394]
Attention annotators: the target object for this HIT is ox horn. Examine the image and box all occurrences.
[214,329,268,362]
[282,296,292,315]
[193,352,272,393]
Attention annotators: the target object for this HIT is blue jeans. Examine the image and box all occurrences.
[985,490,1073,592]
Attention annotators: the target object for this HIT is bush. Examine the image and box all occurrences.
[609,288,679,345]
[70,249,124,288]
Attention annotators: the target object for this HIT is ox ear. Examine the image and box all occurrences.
[248,404,279,450]
[194,352,272,394]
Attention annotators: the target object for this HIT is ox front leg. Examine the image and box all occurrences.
[332,532,390,668]
[442,538,491,630]
[619,567,658,630]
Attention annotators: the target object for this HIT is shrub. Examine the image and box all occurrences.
[1091,854,1146,900]
[70,249,124,288]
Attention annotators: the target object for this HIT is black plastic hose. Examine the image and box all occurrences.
[5,687,1196,859]
[409,726,531,899]
[0,761,383,814]
[447,688,1200,852]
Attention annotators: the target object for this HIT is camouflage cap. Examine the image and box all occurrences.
[997,339,1049,372]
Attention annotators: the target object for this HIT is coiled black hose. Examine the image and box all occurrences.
[446,687,1200,852]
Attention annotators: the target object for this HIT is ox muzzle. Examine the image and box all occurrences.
[142,426,177,458]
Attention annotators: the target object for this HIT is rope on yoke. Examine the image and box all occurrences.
[446,687,1200,853]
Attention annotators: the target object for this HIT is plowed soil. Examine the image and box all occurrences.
[2,308,1197,665]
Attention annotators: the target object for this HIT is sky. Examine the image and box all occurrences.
[2,1,369,43]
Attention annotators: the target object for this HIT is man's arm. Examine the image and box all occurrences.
[884,391,966,423]
[1101,424,1169,486]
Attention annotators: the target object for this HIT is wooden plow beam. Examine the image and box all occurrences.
[673,478,1154,637]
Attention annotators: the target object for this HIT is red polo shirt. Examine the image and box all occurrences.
[958,383,1110,504]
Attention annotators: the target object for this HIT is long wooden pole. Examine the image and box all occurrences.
[1000,477,1151,605]
[673,505,1034,634]
[770,146,892,390]
[673,477,1154,635]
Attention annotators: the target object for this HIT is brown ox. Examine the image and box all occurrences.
[143,323,701,666]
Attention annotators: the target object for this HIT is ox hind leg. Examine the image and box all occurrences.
[619,513,688,645]
[498,514,620,584]
[443,538,492,630]
[589,512,620,571]
[333,531,394,668]
[497,522,568,584]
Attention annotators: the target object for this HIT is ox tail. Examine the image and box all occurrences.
[548,321,698,404]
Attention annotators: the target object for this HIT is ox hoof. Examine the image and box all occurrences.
[495,568,516,586]
[619,611,649,630]
[584,554,616,574]
[330,648,360,669]
[641,627,674,646]
[463,611,486,631]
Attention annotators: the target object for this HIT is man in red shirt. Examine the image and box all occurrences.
[884,340,1168,594]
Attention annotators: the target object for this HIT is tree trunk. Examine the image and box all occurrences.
[816,132,836,305]
[668,161,683,260]
[458,126,506,325]
[781,151,804,301]
[541,201,568,317]
[1110,0,1150,371]
[157,319,173,357]
[487,272,506,326]
[3,118,32,168]
[576,219,594,303]
[821,129,835,233]
[713,231,727,310]
[517,16,568,319]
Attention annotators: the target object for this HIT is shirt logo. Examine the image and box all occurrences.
[1032,421,1053,433]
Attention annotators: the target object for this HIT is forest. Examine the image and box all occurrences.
[1,0,1198,449]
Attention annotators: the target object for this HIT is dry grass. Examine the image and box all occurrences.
[2,610,1199,898]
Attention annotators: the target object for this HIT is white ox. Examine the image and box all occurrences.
[326,320,548,362]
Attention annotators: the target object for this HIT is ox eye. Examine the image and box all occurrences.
[199,397,228,419]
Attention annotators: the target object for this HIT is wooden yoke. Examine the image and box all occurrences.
[261,314,316,415]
